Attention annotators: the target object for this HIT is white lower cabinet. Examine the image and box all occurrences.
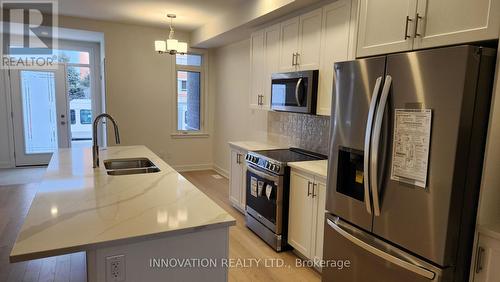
[473,233,500,282]
[288,169,327,268]
[229,147,247,213]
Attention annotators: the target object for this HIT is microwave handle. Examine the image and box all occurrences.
[295,78,303,106]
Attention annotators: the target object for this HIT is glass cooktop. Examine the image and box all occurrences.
[253,148,327,163]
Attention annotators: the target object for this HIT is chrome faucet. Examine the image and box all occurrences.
[93,113,121,168]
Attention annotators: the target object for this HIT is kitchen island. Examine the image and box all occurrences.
[9,146,236,282]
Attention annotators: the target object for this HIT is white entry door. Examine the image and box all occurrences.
[10,66,70,166]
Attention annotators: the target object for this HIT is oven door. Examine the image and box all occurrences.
[246,164,283,233]
[271,71,317,113]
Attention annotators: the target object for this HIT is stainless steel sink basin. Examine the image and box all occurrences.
[104,158,155,170]
[106,167,161,176]
[103,157,160,176]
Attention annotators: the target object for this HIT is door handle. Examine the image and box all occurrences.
[326,217,436,280]
[295,78,303,107]
[475,246,485,273]
[363,77,383,215]
[370,75,392,216]
[414,13,422,37]
[404,16,413,40]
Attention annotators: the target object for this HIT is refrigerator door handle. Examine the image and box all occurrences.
[326,217,436,280]
[363,76,383,214]
[370,75,392,216]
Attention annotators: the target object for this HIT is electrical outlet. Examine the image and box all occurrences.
[106,255,125,282]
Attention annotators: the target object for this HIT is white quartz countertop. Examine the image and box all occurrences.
[228,141,285,152]
[478,222,500,241]
[10,146,235,262]
[289,160,328,179]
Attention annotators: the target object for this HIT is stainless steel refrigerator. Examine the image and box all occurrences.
[322,45,496,282]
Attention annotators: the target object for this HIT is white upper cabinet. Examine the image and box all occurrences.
[297,9,323,71]
[317,0,353,116]
[263,24,281,110]
[249,30,265,108]
[279,17,300,72]
[357,0,500,57]
[414,0,500,49]
[357,0,417,57]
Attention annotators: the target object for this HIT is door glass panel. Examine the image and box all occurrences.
[20,71,58,154]
[67,66,92,144]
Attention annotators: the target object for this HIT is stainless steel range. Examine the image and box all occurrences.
[245,148,327,251]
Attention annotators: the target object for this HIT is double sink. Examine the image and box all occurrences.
[103,158,160,176]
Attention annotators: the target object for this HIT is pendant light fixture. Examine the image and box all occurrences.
[155,14,188,55]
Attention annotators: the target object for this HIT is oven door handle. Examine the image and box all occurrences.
[247,164,280,183]
[295,77,303,107]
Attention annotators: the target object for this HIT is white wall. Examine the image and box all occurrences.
[210,39,268,174]
[477,43,500,226]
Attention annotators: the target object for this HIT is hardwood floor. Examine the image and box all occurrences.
[182,170,321,282]
[0,170,320,282]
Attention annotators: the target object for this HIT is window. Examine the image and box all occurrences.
[70,110,76,125]
[80,109,92,124]
[175,54,204,133]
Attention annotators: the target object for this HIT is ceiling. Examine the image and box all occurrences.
[58,0,247,31]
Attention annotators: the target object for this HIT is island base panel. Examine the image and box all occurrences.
[86,227,229,282]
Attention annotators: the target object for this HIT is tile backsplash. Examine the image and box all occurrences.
[267,111,330,156]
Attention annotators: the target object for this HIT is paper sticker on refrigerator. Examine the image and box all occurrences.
[390,109,432,188]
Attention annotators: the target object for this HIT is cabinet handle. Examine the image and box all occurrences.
[307,181,312,197]
[404,16,413,40]
[295,53,300,66]
[236,154,241,164]
[414,13,422,37]
[475,246,485,273]
[292,53,296,66]
[312,183,317,198]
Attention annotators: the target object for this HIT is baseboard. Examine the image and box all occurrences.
[212,164,229,179]
[0,161,14,169]
[172,163,214,172]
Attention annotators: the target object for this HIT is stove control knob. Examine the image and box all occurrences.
[266,162,271,169]
[274,165,280,173]
[245,154,250,161]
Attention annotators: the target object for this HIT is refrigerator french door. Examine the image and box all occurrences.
[324,45,496,282]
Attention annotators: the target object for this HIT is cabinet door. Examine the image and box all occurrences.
[279,17,299,72]
[288,170,314,257]
[414,0,500,50]
[474,234,500,282]
[263,24,281,110]
[229,149,243,211]
[250,30,265,108]
[312,179,327,265]
[297,9,322,71]
[357,0,417,57]
[317,0,352,116]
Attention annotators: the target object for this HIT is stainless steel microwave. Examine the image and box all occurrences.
[271,70,319,114]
